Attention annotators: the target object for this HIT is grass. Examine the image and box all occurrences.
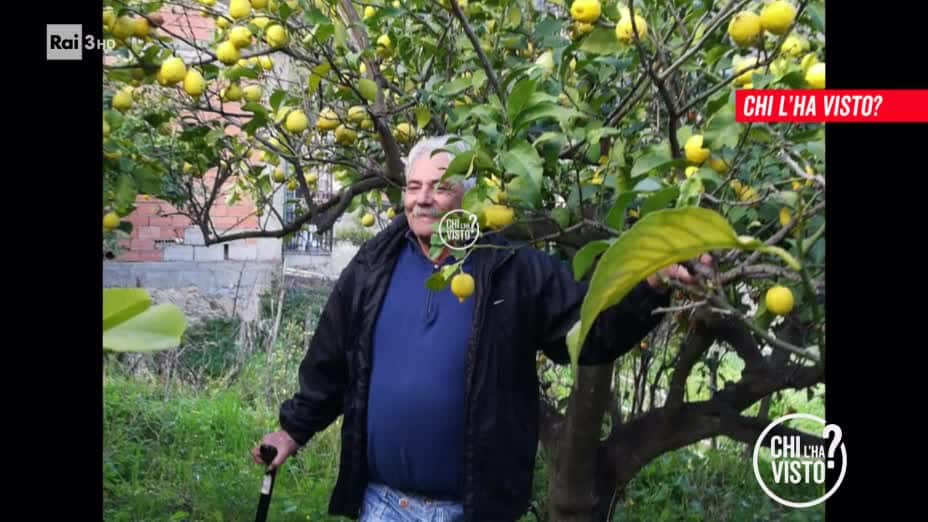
[104,285,827,521]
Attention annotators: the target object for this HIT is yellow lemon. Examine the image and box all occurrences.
[364,6,376,19]
[386,207,396,219]
[450,273,475,303]
[272,167,285,182]
[615,14,648,42]
[183,69,206,97]
[765,285,794,315]
[685,166,699,178]
[728,11,763,47]
[265,24,289,48]
[222,83,243,101]
[573,22,594,36]
[792,180,803,191]
[216,40,241,64]
[112,90,133,112]
[285,110,309,133]
[251,0,269,8]
[229,26,253,48]
[161,57,187,84]
[361,213,375,227]
[103,8,116,29]
[259,56,274,70]
[780,34,808,57]
[732,55,759,86]
[395,122,414,143]
[103,118,111,137]
[684,135,711,164]
[570,0,601,24]
[482,204,515,230]
[287,179,299,191]
[800,52,819,73]
[779,207,792,227]
[335,124,358,145]
[805,62,825,89]
[112,16,136,40]
[361,118,374,130]
[103,212,121,231]
[243,84,263,101]
[252,16,270,29]
[708,156,729,174]
[305,172,318,184]
[216,17,231,29]
[317,108,339,131]
[134,17,150,38]
[348,105,367,124]
[760,1,796,35]
[229,0,251,20]
[376,34,392,57]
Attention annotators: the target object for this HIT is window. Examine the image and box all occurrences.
[283,171,334,255]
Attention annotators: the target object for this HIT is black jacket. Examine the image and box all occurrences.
[279,214,670,521]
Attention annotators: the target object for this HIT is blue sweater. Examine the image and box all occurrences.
[366,230,475,499]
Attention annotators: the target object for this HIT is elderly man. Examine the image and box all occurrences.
[253,135,705,521]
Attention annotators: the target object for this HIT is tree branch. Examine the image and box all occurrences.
[447,0,505,111]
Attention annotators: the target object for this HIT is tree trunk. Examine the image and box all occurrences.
[546,364,614,522]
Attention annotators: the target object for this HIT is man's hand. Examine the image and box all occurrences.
[646,253,714,291]
[252,430,300,471]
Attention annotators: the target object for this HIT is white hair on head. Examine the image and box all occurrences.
[404,134,476,191]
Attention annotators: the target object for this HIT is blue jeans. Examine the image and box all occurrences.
[359,482,465,522]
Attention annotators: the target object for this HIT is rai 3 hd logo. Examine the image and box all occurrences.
[753,414,847,508]
[47,24,115,60]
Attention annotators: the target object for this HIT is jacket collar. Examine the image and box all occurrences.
[355,212,515,272]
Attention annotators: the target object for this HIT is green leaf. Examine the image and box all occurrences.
[805,140,825,161]
[631,150,674,178]
[426,264,457,291]
[270,89,287,112]
[445,150,475,179]
[416,106,431,129]
[676,177,704,208]
[513,103,579,133]
[551,208,571,229]
[703,102,740,149]
[304,7,330,26]
[579,27,624,55]
[471,69,487,91]
[314,23,335,43]
[606,192,637,230]
[115,174,137,212]
[241,102,269,118]
[609,138,626,167]
[501,141,544,208]
[507,77,538,123]
[569,207,801,370]
[308,63,330,95]
[704,90,730,120]
[641,187,680,216]
[573,240,612,281]
[774,190,799,208]
[103,303,188,353]
[695,167,724,189]
[806,4,825,34]
[358,79,378,102]
[133,167,161,194]
[441,77,473,98]
[103,288,152,331]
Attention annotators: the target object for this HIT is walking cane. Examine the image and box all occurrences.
[255,444,278,522]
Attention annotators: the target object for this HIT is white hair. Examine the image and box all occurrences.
[404,134,477,191]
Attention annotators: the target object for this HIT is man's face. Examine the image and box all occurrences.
[404,151,465,240]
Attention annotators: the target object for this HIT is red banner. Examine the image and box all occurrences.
[734,89,928,123]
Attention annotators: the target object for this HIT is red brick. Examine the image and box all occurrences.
[136,204,161,215]
[213,217,242,229]
[116,251,142,262]
[226,205,255,217]
[138,226,160,239]
[128,215,150,228]
[211,206,229,218]
[139,251,164,262]
[130,239,156,251]
[149,216,174,226]
[172,216,192,227]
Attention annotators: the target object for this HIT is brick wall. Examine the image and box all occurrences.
[111,4,272,262]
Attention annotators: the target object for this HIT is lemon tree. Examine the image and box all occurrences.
[103,0,827,517]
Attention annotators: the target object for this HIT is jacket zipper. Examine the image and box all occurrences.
[461,247,514,519]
